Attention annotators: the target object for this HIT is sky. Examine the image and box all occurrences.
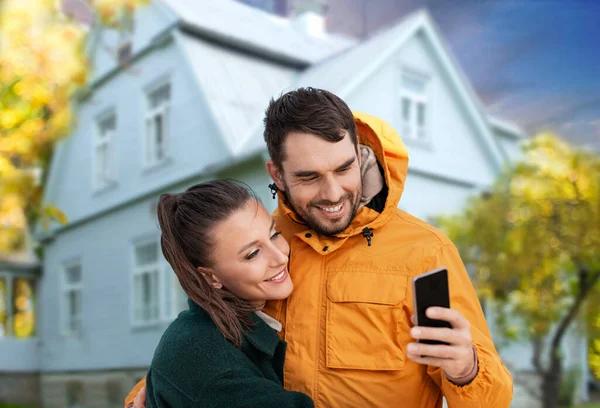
[241,0,600,149]
[325,0,600,149]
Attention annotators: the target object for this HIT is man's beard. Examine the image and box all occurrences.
[282,181,362,237]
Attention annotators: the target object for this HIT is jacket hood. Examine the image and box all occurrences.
[277,111,409,238]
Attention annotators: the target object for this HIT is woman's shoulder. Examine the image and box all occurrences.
[154,307,236,364]
[149,308,242,401]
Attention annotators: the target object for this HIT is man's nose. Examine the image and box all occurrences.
[320,175,344,204]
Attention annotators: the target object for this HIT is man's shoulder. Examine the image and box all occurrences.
[385,207,453,247]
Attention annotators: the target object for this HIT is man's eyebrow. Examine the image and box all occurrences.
[237,220,275,255]
[292,157,356,178]
[335,157,356,171]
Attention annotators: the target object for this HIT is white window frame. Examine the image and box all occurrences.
[0,270,38,339]
[93,111,116,190]
[167,271,188,319]
[131,239,162,326]
[143,79,171,168]
[399,69,430,143]
[61,262,83,337]
[130,238,187,328]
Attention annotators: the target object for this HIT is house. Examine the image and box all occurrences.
[0,0,588,406]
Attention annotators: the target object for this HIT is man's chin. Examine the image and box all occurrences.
[310,217,352,236]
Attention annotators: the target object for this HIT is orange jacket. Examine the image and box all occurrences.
[125,112,512,408]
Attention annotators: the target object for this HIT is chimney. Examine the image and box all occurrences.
[291,0,328,36]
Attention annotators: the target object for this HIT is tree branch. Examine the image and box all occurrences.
[550,268,600,352]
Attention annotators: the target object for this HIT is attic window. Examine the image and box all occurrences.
[116,13,134,65]
[144,81,171,167]
[94,111,116,190]
[117,41,132,65]
[400,71,429,142]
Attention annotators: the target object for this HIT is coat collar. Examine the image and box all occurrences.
[187,299,281,358]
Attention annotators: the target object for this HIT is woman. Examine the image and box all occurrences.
[142,180,313,407]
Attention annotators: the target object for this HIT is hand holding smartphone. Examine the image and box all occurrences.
[411,267,451,345]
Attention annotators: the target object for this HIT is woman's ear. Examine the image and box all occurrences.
[197,267,223,289]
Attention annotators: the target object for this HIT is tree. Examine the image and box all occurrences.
[0,0,148,255]
[439,133,600,408]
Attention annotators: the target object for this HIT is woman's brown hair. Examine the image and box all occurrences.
[156,180,259,347]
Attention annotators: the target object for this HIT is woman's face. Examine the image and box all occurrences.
[206,199,292,306]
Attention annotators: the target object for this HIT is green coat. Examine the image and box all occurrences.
[146,299,314,408]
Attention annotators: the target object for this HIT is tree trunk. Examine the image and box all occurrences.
[541,347,562,408]
[539,268,599,407]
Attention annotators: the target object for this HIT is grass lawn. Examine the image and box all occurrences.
[575,404,600,408]
[0,405,33,408]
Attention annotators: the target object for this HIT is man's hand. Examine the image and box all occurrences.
[133,387,146,408]
[407,307,477,385]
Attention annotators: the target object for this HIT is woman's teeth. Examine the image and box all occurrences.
[267,270,285,282]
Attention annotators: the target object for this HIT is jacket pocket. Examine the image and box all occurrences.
[326,271,408,371]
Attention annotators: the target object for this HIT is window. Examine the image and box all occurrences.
[12,277,36,338]
[132,240,187,326]
[106,380,123,408]
[66,381,84,408]
[0,272,37,339]
[133,241,160,324]
[94,113,116,189]
[144,81,171,167]
[167,273,188,318]
[400,71,429,141]
[62,263,82,337]
[117,12,134,65]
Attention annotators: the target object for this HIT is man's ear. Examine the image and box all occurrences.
[197,267,223,289]
[266,160,285,191]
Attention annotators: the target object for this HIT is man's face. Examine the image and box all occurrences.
[268,131,362,236]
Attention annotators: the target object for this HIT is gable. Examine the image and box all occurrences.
[349,32,499,186]
[240,9,507,175]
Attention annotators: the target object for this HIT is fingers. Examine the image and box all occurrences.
[411,314,416,326]
[410,326,470,346]
[426,307,470,330]
[406,349,450,367]
[407,342,458,360]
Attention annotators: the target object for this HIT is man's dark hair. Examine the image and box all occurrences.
[263,87,358,169]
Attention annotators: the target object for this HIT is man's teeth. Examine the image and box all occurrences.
[268,270,285,281]
[319,204,342,213]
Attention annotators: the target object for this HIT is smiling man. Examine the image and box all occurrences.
[126,88,513,408]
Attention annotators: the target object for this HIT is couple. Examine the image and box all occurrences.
[125,88,513,407]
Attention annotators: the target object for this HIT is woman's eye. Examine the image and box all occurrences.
[271,231,282,240]
[245,249,259,260]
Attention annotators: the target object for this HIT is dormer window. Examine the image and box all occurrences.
[400,71,429,142]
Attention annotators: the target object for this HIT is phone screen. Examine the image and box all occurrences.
[412,268,451,345]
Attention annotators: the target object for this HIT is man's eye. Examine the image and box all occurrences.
[337,167,351,173]
[245,249,259,260]
[301,176,318,182]
[271,231,282,240]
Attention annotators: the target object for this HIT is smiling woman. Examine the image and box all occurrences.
[134,180,312,408]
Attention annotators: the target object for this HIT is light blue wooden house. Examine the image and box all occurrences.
[0,1,589,407]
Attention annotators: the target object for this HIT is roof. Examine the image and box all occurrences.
[178,32,298,153]
[239,9,516,169]
[161,0,355,65]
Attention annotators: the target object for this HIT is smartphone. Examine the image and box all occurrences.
[412,267,451,345]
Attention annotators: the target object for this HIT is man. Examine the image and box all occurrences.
[126,88,513,407]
